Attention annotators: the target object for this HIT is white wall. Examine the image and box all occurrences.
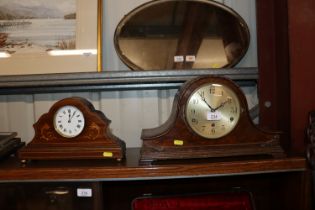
[0,0,258,148]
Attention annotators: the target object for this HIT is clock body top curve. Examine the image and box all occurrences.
[141,75,251,144]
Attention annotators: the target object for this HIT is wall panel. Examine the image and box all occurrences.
[0,0,257,148]
[0,87,256,148]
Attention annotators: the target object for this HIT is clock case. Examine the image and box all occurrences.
[140,76,285,163]
[18,97,126,162]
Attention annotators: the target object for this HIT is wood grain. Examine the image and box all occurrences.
[0,148,306,182]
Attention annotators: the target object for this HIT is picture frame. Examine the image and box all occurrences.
[0,0,102,75]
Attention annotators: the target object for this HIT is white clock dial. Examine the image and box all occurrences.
[53,105,85,138]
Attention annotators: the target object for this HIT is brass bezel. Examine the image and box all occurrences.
[185,83,241,139]
[53,105,85,138]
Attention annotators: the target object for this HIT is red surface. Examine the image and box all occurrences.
[132,192,253,210]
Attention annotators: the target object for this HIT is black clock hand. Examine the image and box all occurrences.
[198,92,215,112]
[70,111,77,122]
[68,112,71,123]
[213,99,229,111]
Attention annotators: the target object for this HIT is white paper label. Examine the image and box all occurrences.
[207,111,222,121]
[77,188,92,197]
[174,55,184,62]
[186,55,196,62]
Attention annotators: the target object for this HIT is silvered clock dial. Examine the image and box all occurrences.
[185,83,241,139]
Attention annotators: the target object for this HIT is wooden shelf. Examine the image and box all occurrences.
[0,148,307,182]
[0,68,257,94]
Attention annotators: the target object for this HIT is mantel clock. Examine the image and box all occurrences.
[18,97,126,163]
[140,76,285,162]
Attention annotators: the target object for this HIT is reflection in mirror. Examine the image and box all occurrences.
[114,0,250,70]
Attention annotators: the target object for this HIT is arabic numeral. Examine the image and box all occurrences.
[211,128,216,134]
[191,118,198,124]
[227,97,232,104]
[199,91,205,98]
[209,87,215,94]
[231,106,238,114]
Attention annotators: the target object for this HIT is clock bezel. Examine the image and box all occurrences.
[184,82,241,139]
[53,105,86,138]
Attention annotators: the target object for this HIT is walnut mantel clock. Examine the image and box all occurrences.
[18,97,126,162]
[140,76,285,162]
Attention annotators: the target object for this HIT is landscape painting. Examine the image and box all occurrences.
[0,0,76,54]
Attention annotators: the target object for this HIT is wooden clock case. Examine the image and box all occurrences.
[18,97,126,162]
[140,76,285,162]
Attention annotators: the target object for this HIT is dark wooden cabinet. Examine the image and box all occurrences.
[0,182,102,210]
[102,173,310,210]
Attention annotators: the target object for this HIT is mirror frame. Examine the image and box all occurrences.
[114,0,250,70]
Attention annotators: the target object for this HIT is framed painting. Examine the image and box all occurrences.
[0,0,102,75]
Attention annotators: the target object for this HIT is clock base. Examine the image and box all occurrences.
[140,138,285,163]
[19,145,125,162]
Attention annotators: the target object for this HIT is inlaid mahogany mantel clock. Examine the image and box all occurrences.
[18,97,126,162]
[140,76,285,162]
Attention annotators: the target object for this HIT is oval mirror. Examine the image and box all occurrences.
[114,0,250,70]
